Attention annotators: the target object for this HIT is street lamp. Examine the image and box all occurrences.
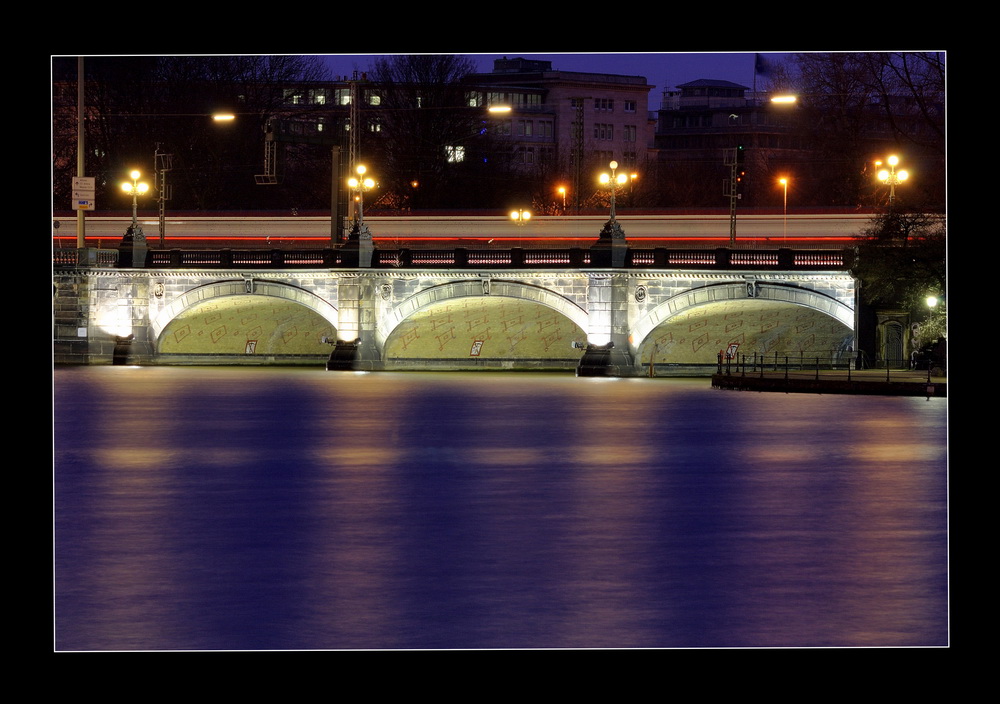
[347,164,376,234]
[778,177,789,241]
[598,160,627,220]
[118,169,150,267]
[557,186,566,213]
[510,208,531,225]
[876,154,909,206]
[120,170,149,232]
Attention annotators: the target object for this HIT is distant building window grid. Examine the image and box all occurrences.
[594,123,614,140]
[170,68,654,186]
[283,87,390,107]
[517,146,535,164]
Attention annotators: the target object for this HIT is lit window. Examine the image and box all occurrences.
[446,145,465,163]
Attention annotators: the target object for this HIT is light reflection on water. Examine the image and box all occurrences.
[54,366,948,650]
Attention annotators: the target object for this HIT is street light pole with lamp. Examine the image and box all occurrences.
[119,169,149,267]
[348,164,375,233]
[599,160,627,223]
[595,160,628,267]
[509,208,531,225]
[876,154,909,207]
[121,170,149,231]
[344,164,376,267]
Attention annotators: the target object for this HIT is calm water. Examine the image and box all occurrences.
[53,366,948,650]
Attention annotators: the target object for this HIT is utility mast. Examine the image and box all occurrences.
[725,144,746,246]
[154,144,173,247]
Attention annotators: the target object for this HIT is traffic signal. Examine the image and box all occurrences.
[735,144,745,164]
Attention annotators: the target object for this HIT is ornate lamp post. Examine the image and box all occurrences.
[348,164,375,236]
[510,208,531,226]
[118,170,149,268]
[594,160,628,267]
[599,160,627,221]
[121,170,149,232]
[876,155,909,206]
[343,164,376,268]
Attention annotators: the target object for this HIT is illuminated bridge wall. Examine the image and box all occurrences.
[53,266,856,374]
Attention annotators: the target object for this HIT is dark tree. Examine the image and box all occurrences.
[783,52,945,210]
[852,211,946,334]
[52,55,332,213]
[363,55,520,209]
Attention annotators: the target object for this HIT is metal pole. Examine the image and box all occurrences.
[331,145,341,246]
[609,164,617,220]
[728,149,738,246]
[783,181,787,241]
[76,57,85,249]
[156,144,166,247]
[130,179,139,229]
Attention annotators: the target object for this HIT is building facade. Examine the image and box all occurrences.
[462,58,656,211]
[653,79,805,207]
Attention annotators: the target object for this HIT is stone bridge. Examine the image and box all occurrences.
[54,247,857,376]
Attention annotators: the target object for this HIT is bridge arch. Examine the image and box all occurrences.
[150,279,340,344]
[376,279,589,350]
[631,280,854,353]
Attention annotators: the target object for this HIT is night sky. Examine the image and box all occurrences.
[318,52,794,92]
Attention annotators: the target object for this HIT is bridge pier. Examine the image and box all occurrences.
[582,272,635,375]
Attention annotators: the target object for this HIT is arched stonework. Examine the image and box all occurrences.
[631,281,854,352]
[375,279,589,350]
[150,279,340,343]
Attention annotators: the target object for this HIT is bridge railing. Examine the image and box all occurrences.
[54,246,849,271]
[715,350,943,382]
[53,248,119,267]
[718,351,857,376]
